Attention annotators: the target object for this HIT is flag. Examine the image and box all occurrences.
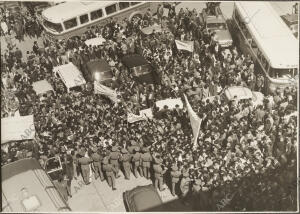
[184,94,202,148]
[175,40,194,52]
[94,81,118,103]
[127,112,148,123]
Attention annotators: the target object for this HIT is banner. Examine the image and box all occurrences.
[1,115,35,144]
[184,94,201,148]
[127,112,148,123]
[175,40,194,52]
[155,98,183,110]
[94,81,119,103]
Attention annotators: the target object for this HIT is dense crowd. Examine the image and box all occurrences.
[1,2,298,211]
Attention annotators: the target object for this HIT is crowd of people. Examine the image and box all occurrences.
[1,2,298,211]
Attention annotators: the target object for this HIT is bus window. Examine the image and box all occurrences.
[119,2,130,10]
[80,14,89,24]
[131,2,141,6]
[43,20,63,33]
[105,4,117,15]
[90,9,103,20]
[63,18,77,30]
[270,68,297,78]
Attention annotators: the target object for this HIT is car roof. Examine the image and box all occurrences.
[224,86,253,100]
[87,59,111,73]
[125,184,162,211]
[122,55,149,68]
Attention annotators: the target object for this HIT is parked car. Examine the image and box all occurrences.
[122,54,158,84]
[123,184,163,212]
[202,8,233,47]
[85,59,113,84]
[204,86,264,107]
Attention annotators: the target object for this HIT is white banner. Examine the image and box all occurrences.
[94,81,119,103]
[175,40,194,52]
[127,113,148,123]
[184,94,202,148]
[1,115,35,144]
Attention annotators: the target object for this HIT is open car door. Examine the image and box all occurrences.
[44,156,63,181]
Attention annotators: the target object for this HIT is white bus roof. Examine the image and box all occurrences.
[42,1,116,23]
[235,2,299,69]
[2,159,70,212]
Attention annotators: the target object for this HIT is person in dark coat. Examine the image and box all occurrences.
[78,151,92,185]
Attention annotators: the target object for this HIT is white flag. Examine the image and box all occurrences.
[94,81,118,103]
[175,40,194,52]
[127,112,148,123]
[184,94,202,148]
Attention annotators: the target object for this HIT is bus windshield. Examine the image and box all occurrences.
[43,20,63,33]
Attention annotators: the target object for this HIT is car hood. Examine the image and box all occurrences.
[215,30,232,42]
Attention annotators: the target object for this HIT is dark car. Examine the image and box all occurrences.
[85,59,113,84]
[122,54,158,84]
[124,184,163,212]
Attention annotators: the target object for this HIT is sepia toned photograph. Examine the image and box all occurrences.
[1,0,298,212]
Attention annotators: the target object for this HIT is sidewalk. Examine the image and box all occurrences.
[68,172,179,212]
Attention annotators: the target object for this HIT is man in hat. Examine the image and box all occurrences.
[119,148,131,179]
[180,171,191,206]
[141,147,152,179]
[153,156,167,191]
[91,147,105,181]
[132,147,142,178]
[78,151,92,185]
[170,165,181,196]
[102,158,117,190]
[109,146,121,178]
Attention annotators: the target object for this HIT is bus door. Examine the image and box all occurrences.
[44,156,63,181]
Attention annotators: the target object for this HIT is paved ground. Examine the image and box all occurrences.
[68,172,184,212]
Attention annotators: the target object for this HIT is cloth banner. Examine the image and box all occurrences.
[94,81,118,103]
[127,112,148,123]
[85,37,106,47]
[155,98,183,110]
[140,108,153,119]
[1,115,35,144]
[184,94,201,148]
[175,40,194,52]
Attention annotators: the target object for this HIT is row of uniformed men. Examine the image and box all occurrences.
[77,141,207,199]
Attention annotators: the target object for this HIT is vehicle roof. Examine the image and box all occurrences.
[224,86,253,100]
[2,158,69,212]
[122,54,149,68]
[235,2,299,69]
[42,1,116,23]
[125,184,162,211]
[87,59,111,73]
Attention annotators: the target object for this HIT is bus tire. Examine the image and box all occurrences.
[129,12,143,22]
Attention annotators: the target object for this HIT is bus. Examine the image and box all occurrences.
[232,2,299,94]
[2,158,71,212]
[41,1,159,40]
